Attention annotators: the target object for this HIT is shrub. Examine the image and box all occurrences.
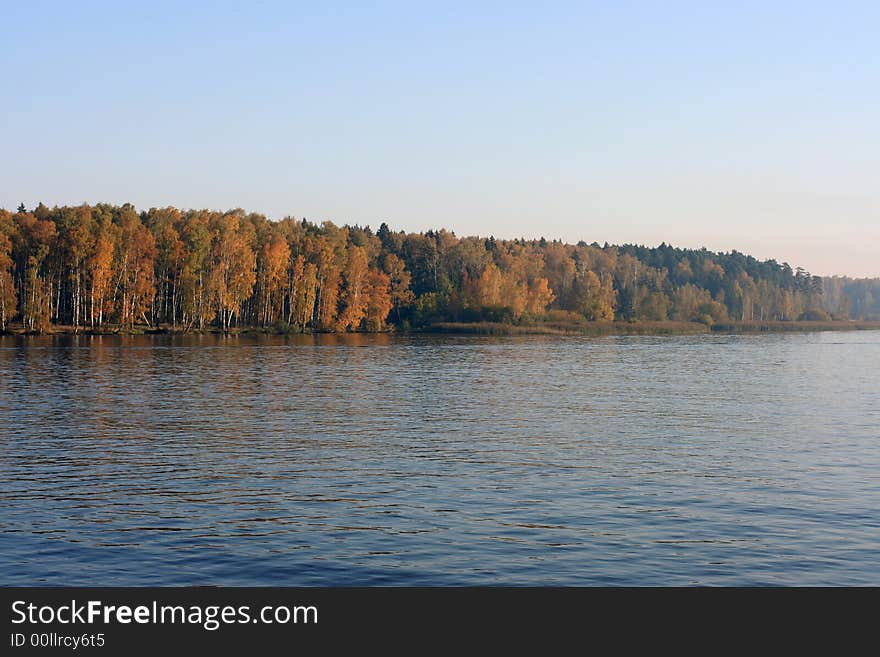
[798,309,832,321]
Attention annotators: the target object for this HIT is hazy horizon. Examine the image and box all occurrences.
[3,2,877,277]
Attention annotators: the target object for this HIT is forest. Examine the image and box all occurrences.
[0,202,874,334]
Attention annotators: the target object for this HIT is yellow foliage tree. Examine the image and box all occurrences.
[526,277,555,315]
[0,225,16,331]
[365,269,393,332]
[88,221,116,328]
[573,271,615,320]
[208,215,256,331]
[257,232,290,326]
[337,246,370,331]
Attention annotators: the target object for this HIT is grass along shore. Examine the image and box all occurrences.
[427,320,880,335]
[4,319,880,337]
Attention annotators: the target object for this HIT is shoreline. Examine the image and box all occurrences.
[3,320,880,338]
[425,320,880,336]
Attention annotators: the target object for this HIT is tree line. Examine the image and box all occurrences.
[0,202,848,334]
[821,277,880,321]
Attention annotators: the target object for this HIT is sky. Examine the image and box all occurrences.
[2,1,878,277]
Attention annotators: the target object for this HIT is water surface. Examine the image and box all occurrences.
[2,331,879,585]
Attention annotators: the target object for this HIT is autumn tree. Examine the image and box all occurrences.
[543,242,576,308]
[146,208,185,328]
[207,213,256,331]
[178,210,214,329]
[571,270,615,320]
[14,211,56,333]
[364,269,393,332]
[526,277,555,315]
[289,255,318,330]
[256,230,290,326]
[671,284,709,321]
[0,211,16,331]
[87,217,116,328]
[114,207,157,328]
[641,291,669,321]
[337,246,370,331]
[56,204,96,328]
[315,242,341,331]
[382,253,414,322]
[474,262,503,307]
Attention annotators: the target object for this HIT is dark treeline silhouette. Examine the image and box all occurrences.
[0,201,862,334]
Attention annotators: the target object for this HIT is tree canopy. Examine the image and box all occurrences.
[0,202,857,334]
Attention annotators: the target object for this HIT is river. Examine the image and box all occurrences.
[2,331,878,585]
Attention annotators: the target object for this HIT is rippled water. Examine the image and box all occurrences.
[2,331,879,585]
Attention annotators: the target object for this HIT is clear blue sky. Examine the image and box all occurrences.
[2,1,878,276]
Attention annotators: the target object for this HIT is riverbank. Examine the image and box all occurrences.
[710,320,880,333]
[0,324,317,337]
[424,321,880,335]
[427,320,880,335]
[4,319,880,337]
[426,320,709,336]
